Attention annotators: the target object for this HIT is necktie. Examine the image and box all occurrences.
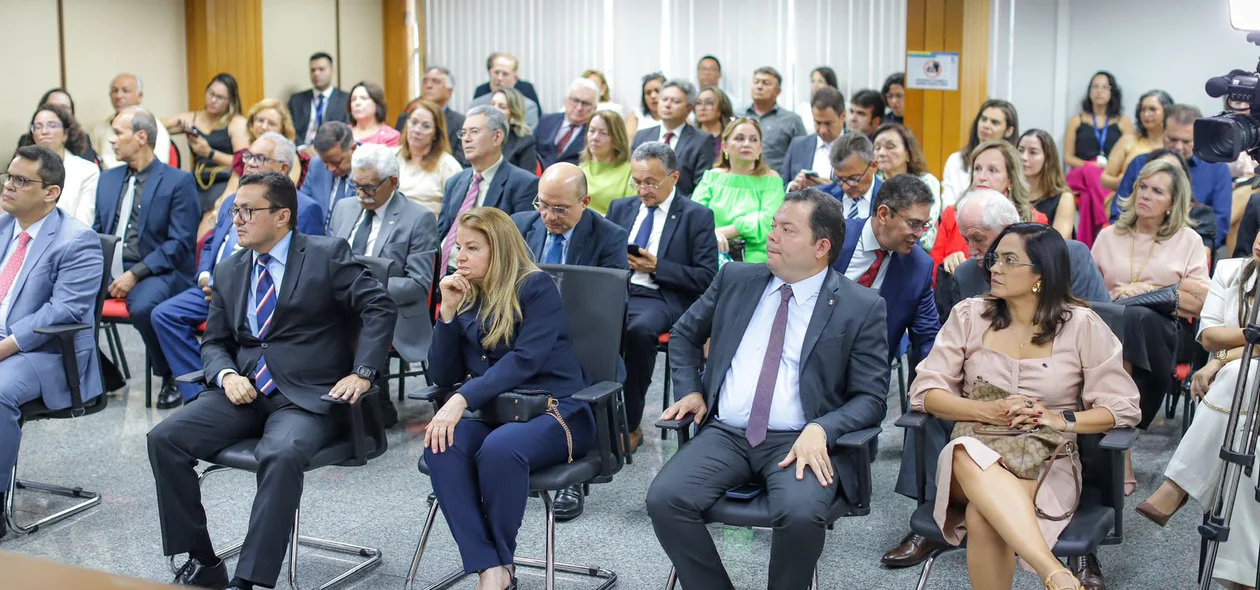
[847,198,861,220]
[556,123,577,153]
[325,177,343,232]
[663,131,675,146]
[253,254,278,396]
[440,173,483,271]
[746,284,794,447]
[0,232,33,307]
[112,176,137,278]
[351,210,375,255]
[544,233,565,264]
[857,250,888,288]
[314,93,326,128]
[633,206,658,249]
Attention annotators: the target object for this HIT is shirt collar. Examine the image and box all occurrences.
[12,214,48,241]
[654,191,676,215]
[660,121,687,135]
[746,104,780,117]
[315,87,334,100]
[254,230,294,267]
[766,266,828,308]
[859,218,886,254]
[816,135,831,151]
[477,156,504,180]
[551,225,576,242]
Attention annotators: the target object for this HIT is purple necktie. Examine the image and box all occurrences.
[746,284,793,446]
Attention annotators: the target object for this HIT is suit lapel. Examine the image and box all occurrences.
[484,168,508,209]
[800,269,842,367]
[98,171,124,234]
[230,250,252,336]
[8,210,61,306]
[528,216,547,260]
[657,196,683,256]
[836,223,861,274]
[136,163,166,238]
[879,252,907,299]
[372,193,404,256]
[0,219,15,263]
[567,210,595,265]
[275,233,306,325]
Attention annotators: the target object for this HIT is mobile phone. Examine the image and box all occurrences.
[803,170,820,179]
[188,127,203,138]
[627,243,642,256]
[725,483,763,501]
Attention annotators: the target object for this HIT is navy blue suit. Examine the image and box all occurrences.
[149,192,326,400]
[821,176,883,217]
[424,271,596,574]
[94,161,200,379]
[606,194,718,428]
[534,114,585,169]
[779,133,827,186]
[297,156,355,231]
[511,208,629,270]
[437,163,538,241]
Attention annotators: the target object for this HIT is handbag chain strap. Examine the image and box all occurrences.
[546,398,574,463]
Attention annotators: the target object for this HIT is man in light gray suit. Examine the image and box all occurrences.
[331,143,438,366]
[0,146,104,535]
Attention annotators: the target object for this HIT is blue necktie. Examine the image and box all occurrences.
[633,206,658,249]
[253,254,278,396]
[847,199,861,219]
[544,234,565,264]
[314,93,326,128]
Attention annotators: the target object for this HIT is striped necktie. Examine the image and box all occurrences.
[253,254,278,396]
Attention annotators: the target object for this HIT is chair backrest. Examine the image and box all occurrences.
[536,264,630,384]
[355,255,398,286]
[96,235,119,332]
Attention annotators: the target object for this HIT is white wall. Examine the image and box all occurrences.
[425,0,906,117]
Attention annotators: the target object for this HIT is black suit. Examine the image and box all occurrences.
[534,113,585,169]
[606,194,717,428]
[631,124,715,196]
[287,88,350,144]
[646,263,889,590]
[511,208,628,270]
[146,233,396,587]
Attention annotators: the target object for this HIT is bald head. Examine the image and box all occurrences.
[537,163,591,235]
[958,189,1020,260]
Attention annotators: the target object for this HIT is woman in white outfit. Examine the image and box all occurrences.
[1137,236,1260,590]
[26,104,97,225]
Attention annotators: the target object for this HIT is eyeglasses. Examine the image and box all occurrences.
[349,177,392,197]
[30,122,63,133]
[566,95,596,110]
[533,199,574,216]
[240,151,275,166]
[835,160,876,187]
[890,208,933,235]
[983,252,1038,271]
[0,173,50,190]
[229,205,280,222]
[632,177,672,190]
[456,127,490,139]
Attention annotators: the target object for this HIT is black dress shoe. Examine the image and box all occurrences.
[1071,553,1107,590]
[552,485,584,522]
[156,379,183,409]
[172,557,228,588]
[0,492,8,539]
[880,533,950,568]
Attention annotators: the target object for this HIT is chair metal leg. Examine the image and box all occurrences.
[405,499,462,590]
[4,464,101,536]
[898,356,908,415]
[110,324,131,380]
[144,348,152,408]
[661,346,671,441]
[396,357,406,401]
[913,545,960,590]
[664,566,678,590]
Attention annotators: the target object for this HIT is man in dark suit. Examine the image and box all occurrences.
[512,163,627,269]
[535,78,600,170]
[470,52,542,128]
[0,147,104,538]
[394,66,467,168]
[94,106,200,399]
[647,188,889,590]
[822,133,882,220]
[606,142,717,451]
[148,171,396,590]
[298,122,358,232]
[782,86,846,191]
[150,133,325,408]
[438,106,537,276]
[288,52,349,147]
[631,79,714,196]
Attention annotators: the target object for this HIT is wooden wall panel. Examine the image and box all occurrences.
[382,0,409,122]
[185,0,265,115]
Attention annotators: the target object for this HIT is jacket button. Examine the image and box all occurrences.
[261,343,268,349]
[481,355,487,361]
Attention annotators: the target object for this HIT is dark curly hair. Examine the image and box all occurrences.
[24,103,89,156]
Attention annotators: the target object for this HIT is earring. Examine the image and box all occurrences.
[1032,280,1042,293]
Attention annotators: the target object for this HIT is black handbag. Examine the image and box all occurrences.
[1113,283,1179,316]
[473,389,553,424]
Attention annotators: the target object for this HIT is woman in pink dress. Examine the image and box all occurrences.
[347,81,400,147]
[910,223,1141,590]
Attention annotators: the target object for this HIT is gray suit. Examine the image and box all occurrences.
[646,263,889,590]
[0,209,104,491]
[330,191,438,363]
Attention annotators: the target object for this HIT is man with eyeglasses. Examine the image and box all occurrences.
[395,66,468,167]
[631,79,715,196]
[92,73,173,170]
[535,78,601,170]
[470,52,542,128]
[299,122,359,233]
[823,133,883,220]
[149,133,325,409]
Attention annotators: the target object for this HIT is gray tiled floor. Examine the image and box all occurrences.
[3,329,1205,589]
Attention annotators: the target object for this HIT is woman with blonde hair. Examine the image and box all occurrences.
[397,100,462,215]
[579,110,636,214]
[163,73,250,213]
[691,117,785,262]
[424,206,596,590]
[488,87,538,171]
[207,98,307,240]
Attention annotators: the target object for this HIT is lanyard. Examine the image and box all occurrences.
[1091,113,1109,155]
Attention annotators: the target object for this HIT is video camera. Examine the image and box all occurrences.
[1196,8,1260,164]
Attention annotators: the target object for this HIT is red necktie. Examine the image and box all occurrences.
[857,250,888,288]
[664,131,675,145]
[0,232,32,304]
[556,124,577,152]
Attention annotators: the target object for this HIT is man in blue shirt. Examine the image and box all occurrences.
[1110,104,1231,247]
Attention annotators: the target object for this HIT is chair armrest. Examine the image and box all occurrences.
[572,380,621,405]
[896,411,934,506]
[572,381,625,478]
[1099,428,1138,451]
[176,370,207,385]
[322,386,380,465]
[834,426,881,448]
[895,411,930,430]
[408,384,454,402]
[1096,427,1138,542]
[835,426,883,511]
[34,324,91,413]
[33,323,91,336]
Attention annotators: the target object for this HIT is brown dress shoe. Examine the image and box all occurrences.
[1070,553,1106,590]
[881,533,950,568]
[629,427,644,453]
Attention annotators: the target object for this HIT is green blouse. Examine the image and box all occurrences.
[580,160,636,215]
[691,169,786,263]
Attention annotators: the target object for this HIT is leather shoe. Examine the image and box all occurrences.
[1070,553,1107,590]
[156,378,183,410]
[628,427,644,453]
[172,557,228,588]
[880,533,949,568]
[0,492,7,539]
[552,485,584,522]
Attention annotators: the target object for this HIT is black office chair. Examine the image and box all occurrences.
[363,252,438,401]
[4,234,116,536]
[405,264,632,590]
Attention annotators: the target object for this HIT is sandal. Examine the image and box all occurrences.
[1044,568,1083,590]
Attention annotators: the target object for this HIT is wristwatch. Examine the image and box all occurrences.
[1215,349,1229,363]
[1061,410,1077,433]
[354,365,378,382]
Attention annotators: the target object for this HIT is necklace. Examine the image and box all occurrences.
[1129,230,1157,284]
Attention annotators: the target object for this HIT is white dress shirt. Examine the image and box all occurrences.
[843,219,891,290]
[0,215,47,341]
[717,266,827,431]
[304,87,335,145]
[842,179,877,219]
[810,135,832,176]
[347,193,393,255]
[657,123,686,151]
[629,192,675,289]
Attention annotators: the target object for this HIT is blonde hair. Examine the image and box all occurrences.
[455,207,542,349]
[1114,159,1196,241]
[398,100,451,172]
[246,98,297,143]
[580,110,631,165]
[582,69,612,102]
[715,117,772,176]
[492,87,531,136]
[969,140,1034,222]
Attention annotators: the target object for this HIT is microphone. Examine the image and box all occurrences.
[1206,69,1256,97]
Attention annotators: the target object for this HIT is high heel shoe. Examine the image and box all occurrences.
[1044,568,1084,590]
[1124,475,1137,496]
[1136,493,1189,527]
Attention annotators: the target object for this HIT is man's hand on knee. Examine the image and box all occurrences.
[222,373,258,405]
[778,423,833,487]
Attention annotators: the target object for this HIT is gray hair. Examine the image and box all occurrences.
[312,121,354,153]
[631,141,678,174]
[427,66,454,89]
[958,188,1020,229]
[113,72,144,94]
[256,132,296,168]
[568,77,600,98]
[122,106,158,149]
[350,143,399,179]
[829,132,874,168]
[662,79,697,107]
[466,104,508,136]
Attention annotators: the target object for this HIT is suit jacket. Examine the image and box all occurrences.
[202,233,397,414]
[94,162,200,281]
[502,131,539,172]
[834,218,939,360]
[670,263,889,503]
[428,271,585,411]
[288,88,350,143]
[330,191,439,362]
[511,208,628,270]
[941,238,1112,322]
[437,162,538,238]
[631,125,715,196]
[473,80,542,113]
[394,106,469,168]
[606,194,718,317]
[534,113,585,169]
[821,176,883,211]
[297,156,354,225]
[0,210,103,409]
[200,192,325,279]
[780,133,827,186]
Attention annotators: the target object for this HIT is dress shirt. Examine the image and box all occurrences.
[810,136,832,177]
[543,226,576,264]
[199,221,242,285]
[657,122,686,151]
[347,193,393,255]
[717,266,827,431]
[472,157,505,208]
[742,103,807,172]
[841,180,876,220]
[0,215,47,343]
[554,120,584,153]
[304,87,335,144]
[216,231,293,387]
[843,219,891,290]
[327,174,353,220]
[629,192,675,289]
[120,158,158,277]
